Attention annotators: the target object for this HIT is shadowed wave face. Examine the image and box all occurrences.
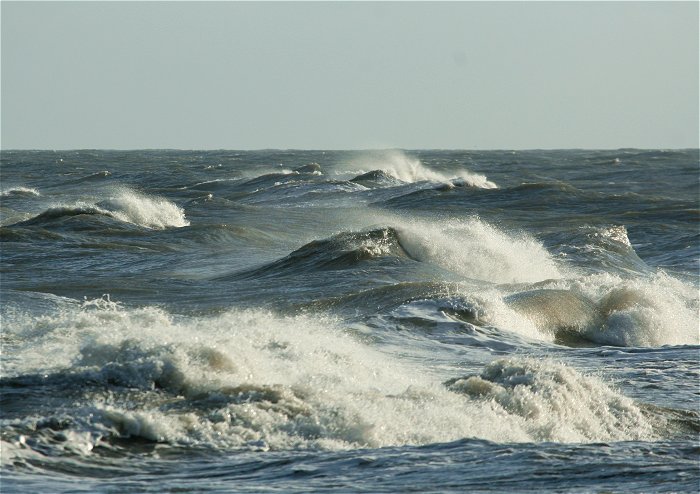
[1,149,698,494]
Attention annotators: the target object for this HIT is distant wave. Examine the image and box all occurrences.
[54,170,113,187]
[75,170,112,181]
[220,227,413,279]
[344,151,498,189]
[239,163,324,187]
[185,156,493,206]
[349,170,402,186]
[1,186,41,197]
[508,181,582,194]
[293,162,323,175]
[8,187,189,230]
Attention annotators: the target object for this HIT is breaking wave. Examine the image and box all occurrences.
[222,227,411,279]
[8,188,189,230]
[0,186,41,197]
[346,151,497,189]
[394,217,562,283]
[100,188,190,229]
[414,270,699,348]
[225,217,563,285]
[445,357,657,442]
[1,299,666,461]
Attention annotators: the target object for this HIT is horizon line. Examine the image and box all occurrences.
[2,147,699,153]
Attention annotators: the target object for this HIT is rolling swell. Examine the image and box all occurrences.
[379,180,590,211]
[220,216,700,348]
[0,186,41,197]
[2,149,698,493]
[5,204,135,234]
[350,170,401,187]
[220,227,416,280]
[6,188,189,231]
[379,178,698,226]
[57,170,113,187]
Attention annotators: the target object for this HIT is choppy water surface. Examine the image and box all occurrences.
[1,149,698,492]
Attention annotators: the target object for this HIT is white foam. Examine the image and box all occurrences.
[379,215,697,347]
[524,271,699,347]
[441,291,549,342]
[395,216,564,284]
[2,301,662,458]
[0,186,41,197]
[579,272,698,347]
[102,187,189,229]
[446,357,657,442]
[346,150,497,189]
[596,225,632,248]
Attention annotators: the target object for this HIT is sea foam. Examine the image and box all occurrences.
[464,272,700,347]
[101,187,190,229]
[1,299,663,459]
[394,216,564,284]
[567,272,699,347]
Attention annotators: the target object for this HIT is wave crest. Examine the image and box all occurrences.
[348,151,497,189]
[100,188,189,229]
[8,188,189,230]
[396,217,563,284]
[224,227,410,279]
[0,186,41,197]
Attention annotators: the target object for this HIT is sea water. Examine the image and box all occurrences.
[1,149,698,492]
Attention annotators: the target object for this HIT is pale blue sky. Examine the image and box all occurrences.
[2,1,698,149]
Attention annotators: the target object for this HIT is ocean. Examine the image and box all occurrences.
[1,148,698,493]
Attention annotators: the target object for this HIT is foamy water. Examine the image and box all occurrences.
[1,149,698,493]
[2,300,661,457]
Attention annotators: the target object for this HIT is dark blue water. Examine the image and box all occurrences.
[1,149,698,492]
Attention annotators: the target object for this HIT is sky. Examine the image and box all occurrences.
[1,1,698,150]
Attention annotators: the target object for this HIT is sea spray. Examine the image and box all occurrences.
[8,187,189,230]
[2,300,663,461]
[2,149,698,493]
[345,150,498,188]
[394,216,563,284]
[101,187,190,229]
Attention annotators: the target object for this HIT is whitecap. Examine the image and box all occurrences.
[100,187,190,229]
[342,150,497,189]
[1,301,665,458]
[394,216,563,284]
[0,186,41,197]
